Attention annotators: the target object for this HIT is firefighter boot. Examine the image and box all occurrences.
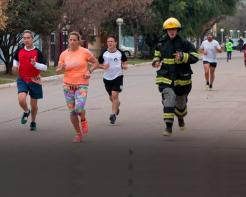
[178,117,185,130]
[162,122,172,136]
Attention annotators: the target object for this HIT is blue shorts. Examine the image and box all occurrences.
[17,78,43,99]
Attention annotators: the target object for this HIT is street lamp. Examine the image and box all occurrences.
[62,27,68,49]
[220,28,224,44]
[229,29,233,38]
[62,15,71,50]
[93,26,97,36]
[237,30,240,39]
[116,18,124,48]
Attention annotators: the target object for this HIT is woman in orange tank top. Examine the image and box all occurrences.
[56,31,99,142]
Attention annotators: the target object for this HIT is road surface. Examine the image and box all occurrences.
[0,54,246,197]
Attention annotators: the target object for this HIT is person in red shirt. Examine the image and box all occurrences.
[12,30,47,131]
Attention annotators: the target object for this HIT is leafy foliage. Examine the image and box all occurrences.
[0,0,61,74]
[149,0,239,41]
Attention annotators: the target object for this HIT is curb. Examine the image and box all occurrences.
[0,74,65,89]
[0,82,16,89]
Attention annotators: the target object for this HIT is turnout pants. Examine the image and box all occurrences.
[161,85,190,125]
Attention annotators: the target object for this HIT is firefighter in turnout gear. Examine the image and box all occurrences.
[152,17,199,136]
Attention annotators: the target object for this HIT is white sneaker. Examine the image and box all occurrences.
[205,84,209,91]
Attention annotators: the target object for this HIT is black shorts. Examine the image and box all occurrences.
[103,75,123,96]
[203,61,217,68]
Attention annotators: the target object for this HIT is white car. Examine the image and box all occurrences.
[120,45,134,57]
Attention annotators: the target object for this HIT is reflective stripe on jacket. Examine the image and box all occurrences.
[153,35,199,87]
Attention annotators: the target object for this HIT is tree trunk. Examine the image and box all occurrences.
[2,48,12,74]
[133,33,138,58]
[5,61,12,75]
[196,36,201,49]
[54,30,61,66]
[41,34,50,66]
[0,32,21,75]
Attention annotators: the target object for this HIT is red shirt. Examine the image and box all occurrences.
[14,47,45,82]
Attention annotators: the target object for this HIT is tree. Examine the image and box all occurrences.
[62,0,111,39]
[98,0,154,57]
[150,0,239,47]
[0,0,7,30]
[61,0,153,57]
[219,1,246,38]
[0,0,62,74]
[111,0,153,57]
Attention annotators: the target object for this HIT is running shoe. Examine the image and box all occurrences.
[205,84,209,91]
[73,133,83,143]
[109,114,116,124]
[209,84,213,91]
[21,110,30,124]
[30,121,37,131]
[81,119,88,134]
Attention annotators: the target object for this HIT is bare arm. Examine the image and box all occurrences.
[56,63,65,74]
[88,56,99,73]
[216,46,223,53]
[98,63,109,70]
[198,48,204,54]
[122,61,128,70]
[81,56,100,80]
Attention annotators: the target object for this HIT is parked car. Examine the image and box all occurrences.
[120,45,134,57]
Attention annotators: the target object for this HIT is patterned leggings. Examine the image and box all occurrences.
[63,84,88,115]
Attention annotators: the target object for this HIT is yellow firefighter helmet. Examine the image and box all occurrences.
[163,17,181,30]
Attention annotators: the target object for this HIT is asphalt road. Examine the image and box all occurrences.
[1,53,246,197]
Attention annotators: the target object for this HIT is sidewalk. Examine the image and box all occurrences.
[0,74,64,89]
